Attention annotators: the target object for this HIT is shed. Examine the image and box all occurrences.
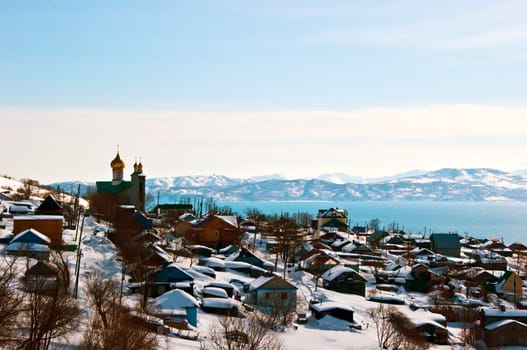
[309,302,354,323]
[13,216,63,247]
[147,289,199,327]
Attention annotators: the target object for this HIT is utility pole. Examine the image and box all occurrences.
[74,212,85,299]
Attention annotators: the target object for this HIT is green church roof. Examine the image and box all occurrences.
[96,181,133,194]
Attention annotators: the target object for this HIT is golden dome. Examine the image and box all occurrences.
[110,152,125,169]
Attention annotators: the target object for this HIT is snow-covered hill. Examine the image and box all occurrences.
[47,168,527,204]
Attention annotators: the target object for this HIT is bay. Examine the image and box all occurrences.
[217,201,527,245]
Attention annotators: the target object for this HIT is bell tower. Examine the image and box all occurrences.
[110,146,125,185]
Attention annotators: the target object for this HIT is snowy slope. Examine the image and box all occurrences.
[48,168,527,203]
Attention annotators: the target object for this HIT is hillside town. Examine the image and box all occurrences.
[0,151,526,350]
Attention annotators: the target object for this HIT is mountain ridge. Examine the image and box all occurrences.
[44,168,527,205]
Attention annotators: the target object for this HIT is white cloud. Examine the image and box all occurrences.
[305,1,527,50]
[1,104,526,183]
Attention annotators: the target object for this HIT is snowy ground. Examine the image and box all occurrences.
[1,215,520,349]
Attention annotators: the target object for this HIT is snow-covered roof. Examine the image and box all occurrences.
[200,257,225,269]
[485,319,527,331]
[217,215,238,227]
[481,307,527,318]
[152,244,173,264]
[149,289,199,312]
[248,275,296,291]
[10,228,51,245]
[310,302,354,313]
[13,215,63,221]
[405,308,447,328]
[201,297,240,309]
[321,265,359,282]
[202,287,229,298]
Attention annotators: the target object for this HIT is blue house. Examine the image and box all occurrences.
[145,263,194,297]
[147,289,199,327]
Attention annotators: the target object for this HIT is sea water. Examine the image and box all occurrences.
[217,201,527,244]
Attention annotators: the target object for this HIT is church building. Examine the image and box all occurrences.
[96,150,146,212]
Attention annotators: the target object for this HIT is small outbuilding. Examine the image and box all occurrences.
[147,289,199,328]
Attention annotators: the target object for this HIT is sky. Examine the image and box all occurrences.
[1,1,527,184]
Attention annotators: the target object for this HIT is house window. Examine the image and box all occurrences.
[265,292,270,300]
[281,292,287,300]
[215,231,218,237]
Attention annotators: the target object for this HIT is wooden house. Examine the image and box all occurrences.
[491,271,523,302]
[309,302,354,323]
[185,215,241,249]
[13,215,63,247]
[245,275,297,309]
[430,233,461,258]
[303,252,340,275]
[153,203,193,218]
[35,195,63,215]
[317,208,349,231]
[484,319,527,348]
[227,247,273,270]
[25,260,60,292]
[321,265,367,296]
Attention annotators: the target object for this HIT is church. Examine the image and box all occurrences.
[95,150,146,212]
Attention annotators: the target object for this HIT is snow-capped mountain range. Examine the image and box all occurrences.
[45,168,527,203]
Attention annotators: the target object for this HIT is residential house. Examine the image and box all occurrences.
[317,208,349,231]
[341,243,376,256]
[480,307,527,327]
[302,251,340,276]
[185,214,241,249]
[227,247,273,270]
[309,302,354,323]
[35,195,63,215]
[153,203,193,219]
[406,264,447,293]
[400,309,449,345]
[145,263,195,297]
[484,319,527,347]
[430,233,461,258]
[25,260,60,292]
[489,271,523,302]
[245,275,297,310]
[321,265,367,296]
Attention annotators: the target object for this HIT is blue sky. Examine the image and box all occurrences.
[1,1,527,183]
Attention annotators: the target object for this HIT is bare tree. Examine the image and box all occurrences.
[82,271,157,350]
[0,258,24,348]
[368,304,429,350]
[200,314,284,350]
[369,304,398,349]
[260,293,297,329]
[20,277,81,350]
[19,178,39,200]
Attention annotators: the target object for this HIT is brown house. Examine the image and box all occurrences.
[303,252,340,275]
[13,215,63,247]
[484,319,527,347]
[185,215,241,249]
